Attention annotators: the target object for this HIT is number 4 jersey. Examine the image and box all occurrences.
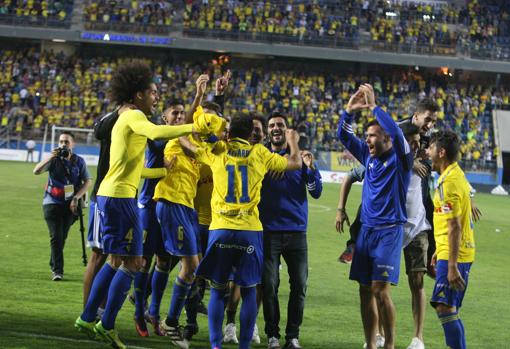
[195,137,288,231]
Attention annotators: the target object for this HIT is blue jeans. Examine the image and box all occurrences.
[262,231,308,340]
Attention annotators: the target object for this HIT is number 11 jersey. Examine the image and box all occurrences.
[195,138,288,231]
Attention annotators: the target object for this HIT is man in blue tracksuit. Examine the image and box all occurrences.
[260,111,323,349]
[337,84,413,349]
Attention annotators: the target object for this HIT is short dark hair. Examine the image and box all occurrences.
[201,101,222,115]
[267,110,287,127]
[250,112,266,131]
[429,130,459,163]
[400,123,420,138]
[109,60,153,105]
[416,98,439,114]
[366,119,390,138]
[229,113,253,140]
[167,99,184,108]
[60,131,75,140]
[366,119,380,129]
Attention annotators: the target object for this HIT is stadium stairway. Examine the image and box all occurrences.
[70,0,85,31]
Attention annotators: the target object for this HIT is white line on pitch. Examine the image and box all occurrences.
[308,203,332,212]
[3,331,155,349]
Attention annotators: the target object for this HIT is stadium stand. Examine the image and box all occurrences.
[181,0,510,61]
[183,0,361,48]
[83,0,178,34]
[0,0,74,28]
[0,47,504,172]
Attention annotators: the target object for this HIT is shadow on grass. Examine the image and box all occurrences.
[0,311,368,349]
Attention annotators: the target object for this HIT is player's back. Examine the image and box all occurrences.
[205,138,287,231]
[98,110,149,198]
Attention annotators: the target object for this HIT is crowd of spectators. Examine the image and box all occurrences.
[0,0,73,27]
[183,0,361,47]
[83,0,177,34]
[2,1,510,62]
[182,0,510,61]
[459,0,510,59]
[0,48,505,172]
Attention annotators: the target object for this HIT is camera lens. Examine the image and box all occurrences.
[58,147,70,158]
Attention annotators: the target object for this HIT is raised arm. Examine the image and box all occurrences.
[362,84,411,165]
[185,74,209,123]
[337,89,369,163]
[301,150,322,199]
[213,69,231,114]
[285,129,303,170]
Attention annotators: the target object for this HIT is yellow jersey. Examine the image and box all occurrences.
[195,138,288,231]
[98,109,192,198]
[153,136,200,209]
[194,164,213,226]
[433,162,475,262]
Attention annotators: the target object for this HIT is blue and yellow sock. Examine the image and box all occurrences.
[166,276,191,326]
[101,266,135,330]
[208,287,226,349]
[149,265,170,318]
[239,287,257,349]
[81,262,117,322]
[439,311,466,349]
[133,269,149,318]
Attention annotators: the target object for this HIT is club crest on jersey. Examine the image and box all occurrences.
[435,202,453,214]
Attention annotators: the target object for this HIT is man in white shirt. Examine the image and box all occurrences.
[401,123,430,349]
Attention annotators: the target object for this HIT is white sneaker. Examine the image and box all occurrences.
[252,323,261,343]
[363,333,385,348]
[268,336,281,349]
[285,338,302,348]
[223,323,239,344]
[407,337,425,349]
[159,321,189,349]
[376,334,385,348]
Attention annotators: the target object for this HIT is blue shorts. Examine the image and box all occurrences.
[196,229,263,288]
[198,224,209,256]
[97,196,143,256]
[156,200,200,257]
[138,202,168,257]
[430,260,472,309]
[350,224,403,285]
[87,199,103,250]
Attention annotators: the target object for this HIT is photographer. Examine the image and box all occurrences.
[34,132,92,281]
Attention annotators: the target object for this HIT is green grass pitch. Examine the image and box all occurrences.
[0,161,509,348]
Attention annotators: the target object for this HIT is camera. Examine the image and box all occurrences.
[420,135,430,151]
[57,146,70,159]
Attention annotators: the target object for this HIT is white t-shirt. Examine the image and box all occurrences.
[403,172,431,247]
[26,140,36,150]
